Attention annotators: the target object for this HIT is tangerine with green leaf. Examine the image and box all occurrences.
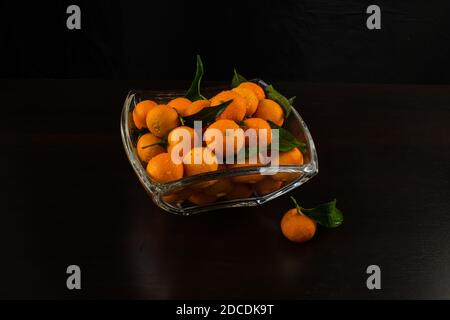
[136,133,165,163]
[185,99,211,116]
[210,90,247,122]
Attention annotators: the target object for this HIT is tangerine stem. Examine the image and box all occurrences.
[290,196,303,215]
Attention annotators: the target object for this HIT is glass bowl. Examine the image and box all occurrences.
[120,85,318,215]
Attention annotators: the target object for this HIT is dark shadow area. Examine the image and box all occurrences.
[1,1,450,83]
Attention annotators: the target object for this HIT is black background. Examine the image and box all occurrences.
[1,1,450,301]
[1,0,450,83]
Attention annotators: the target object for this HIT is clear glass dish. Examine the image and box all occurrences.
[120,85,318,215]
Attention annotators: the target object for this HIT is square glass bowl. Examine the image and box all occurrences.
[120,86,318,215]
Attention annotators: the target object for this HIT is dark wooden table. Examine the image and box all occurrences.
[1,80,449,299]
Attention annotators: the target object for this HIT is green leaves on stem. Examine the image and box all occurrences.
[141,136,168,149]
[185,55,207,101]
[231,69,247,88]
[182,100,232,128]
[265,85,293,119]
[291,197,344,228]
[269,121,307,153]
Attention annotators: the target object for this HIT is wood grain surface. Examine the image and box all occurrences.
[1,80,449,299]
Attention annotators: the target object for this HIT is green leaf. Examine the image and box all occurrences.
[141,136,168,149]
[240,144,270,160]
[183,100,233,127]
[178,113,186,126]
[185,55,207,101]
[231,69,247,88]
[265,85,293,118]
[131,127,149,140]
[269,121,307,153]
[299,199,344,228]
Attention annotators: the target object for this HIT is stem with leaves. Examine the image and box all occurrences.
[290,197,344,228]
[185,55,207,101]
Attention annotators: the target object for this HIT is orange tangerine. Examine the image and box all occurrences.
[210,90,246,122]
[146,105,180,138]
[281,208,316,243]
[168,126,197,146]
[204,119,244,159]
[146,153,184,183]
[168,97,192,117]
[136,133,165,163]
[271,147,304,182]
[254,99,284,127]
[232,86,259,117]
[238,82,266,101]
[242,118,272,146]
[185,100,211,116]
[133,100,157,129]
[167,126,198,162]
[183,147,218,177]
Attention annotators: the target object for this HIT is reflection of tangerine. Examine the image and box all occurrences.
[204,120,244,159]
[204,179,233,197]
[232,86,258,117]
[189,192,217,205]
[133,100,157,129]
[146,105,180,138]
[281,208,316,243]
[254,99,284,127]
[210,91,247,122]
[225,183,253,200]
[254,178,283,195]
[238,82,266,101]
[146,153,184,183]
[136,133,165,163]
[162,188,193,205]
[168,97,192,117]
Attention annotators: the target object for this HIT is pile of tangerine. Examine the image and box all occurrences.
[132,81,304,206]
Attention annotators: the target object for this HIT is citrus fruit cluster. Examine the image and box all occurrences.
[131,57,305,207]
